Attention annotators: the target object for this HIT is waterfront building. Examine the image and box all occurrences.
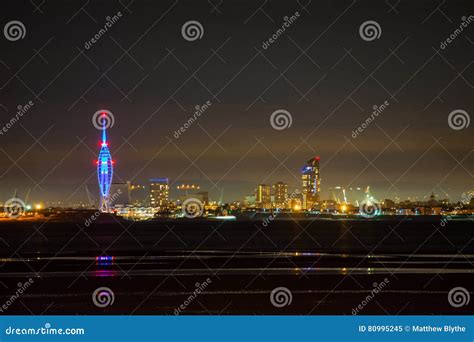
[149,178,169,208]
[301,156,321,210]
[255,184,271,209]
[273,182,288,209]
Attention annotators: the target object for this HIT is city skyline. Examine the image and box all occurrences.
[2,151,470,210]
[0,146,471,207]
[0,0,473,322]
[0,0,472,205]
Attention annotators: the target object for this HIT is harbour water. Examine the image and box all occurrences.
[0,216,472,314]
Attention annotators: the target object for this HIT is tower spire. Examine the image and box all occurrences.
[97,111,114,212]
[102,113,107,145]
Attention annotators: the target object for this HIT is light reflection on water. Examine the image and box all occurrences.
[3,251,474,263]
[93,269,120,277]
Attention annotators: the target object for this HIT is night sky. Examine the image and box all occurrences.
[0,0,472,204]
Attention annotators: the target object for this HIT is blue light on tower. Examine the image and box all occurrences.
[96,112,114,212]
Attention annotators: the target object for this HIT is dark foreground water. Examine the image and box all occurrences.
[0,215,472,314]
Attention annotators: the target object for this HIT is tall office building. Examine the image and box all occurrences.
[149,178,169,208]
[301,156,321,210]
[255,184,271,209]
[274,182,288,209]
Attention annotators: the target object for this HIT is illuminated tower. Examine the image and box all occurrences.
[96,114,114,212]
[301,156,321,210]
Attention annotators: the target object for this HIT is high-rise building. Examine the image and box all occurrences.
[382,199,395,209]
[96,113,114,212]
[274,182,288,209]
[244,195,256,208]
[110,181,131,206]
[301,156,321,210]
[255,184,271,209]
[149,178,169,208]
[196,191,209,205]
